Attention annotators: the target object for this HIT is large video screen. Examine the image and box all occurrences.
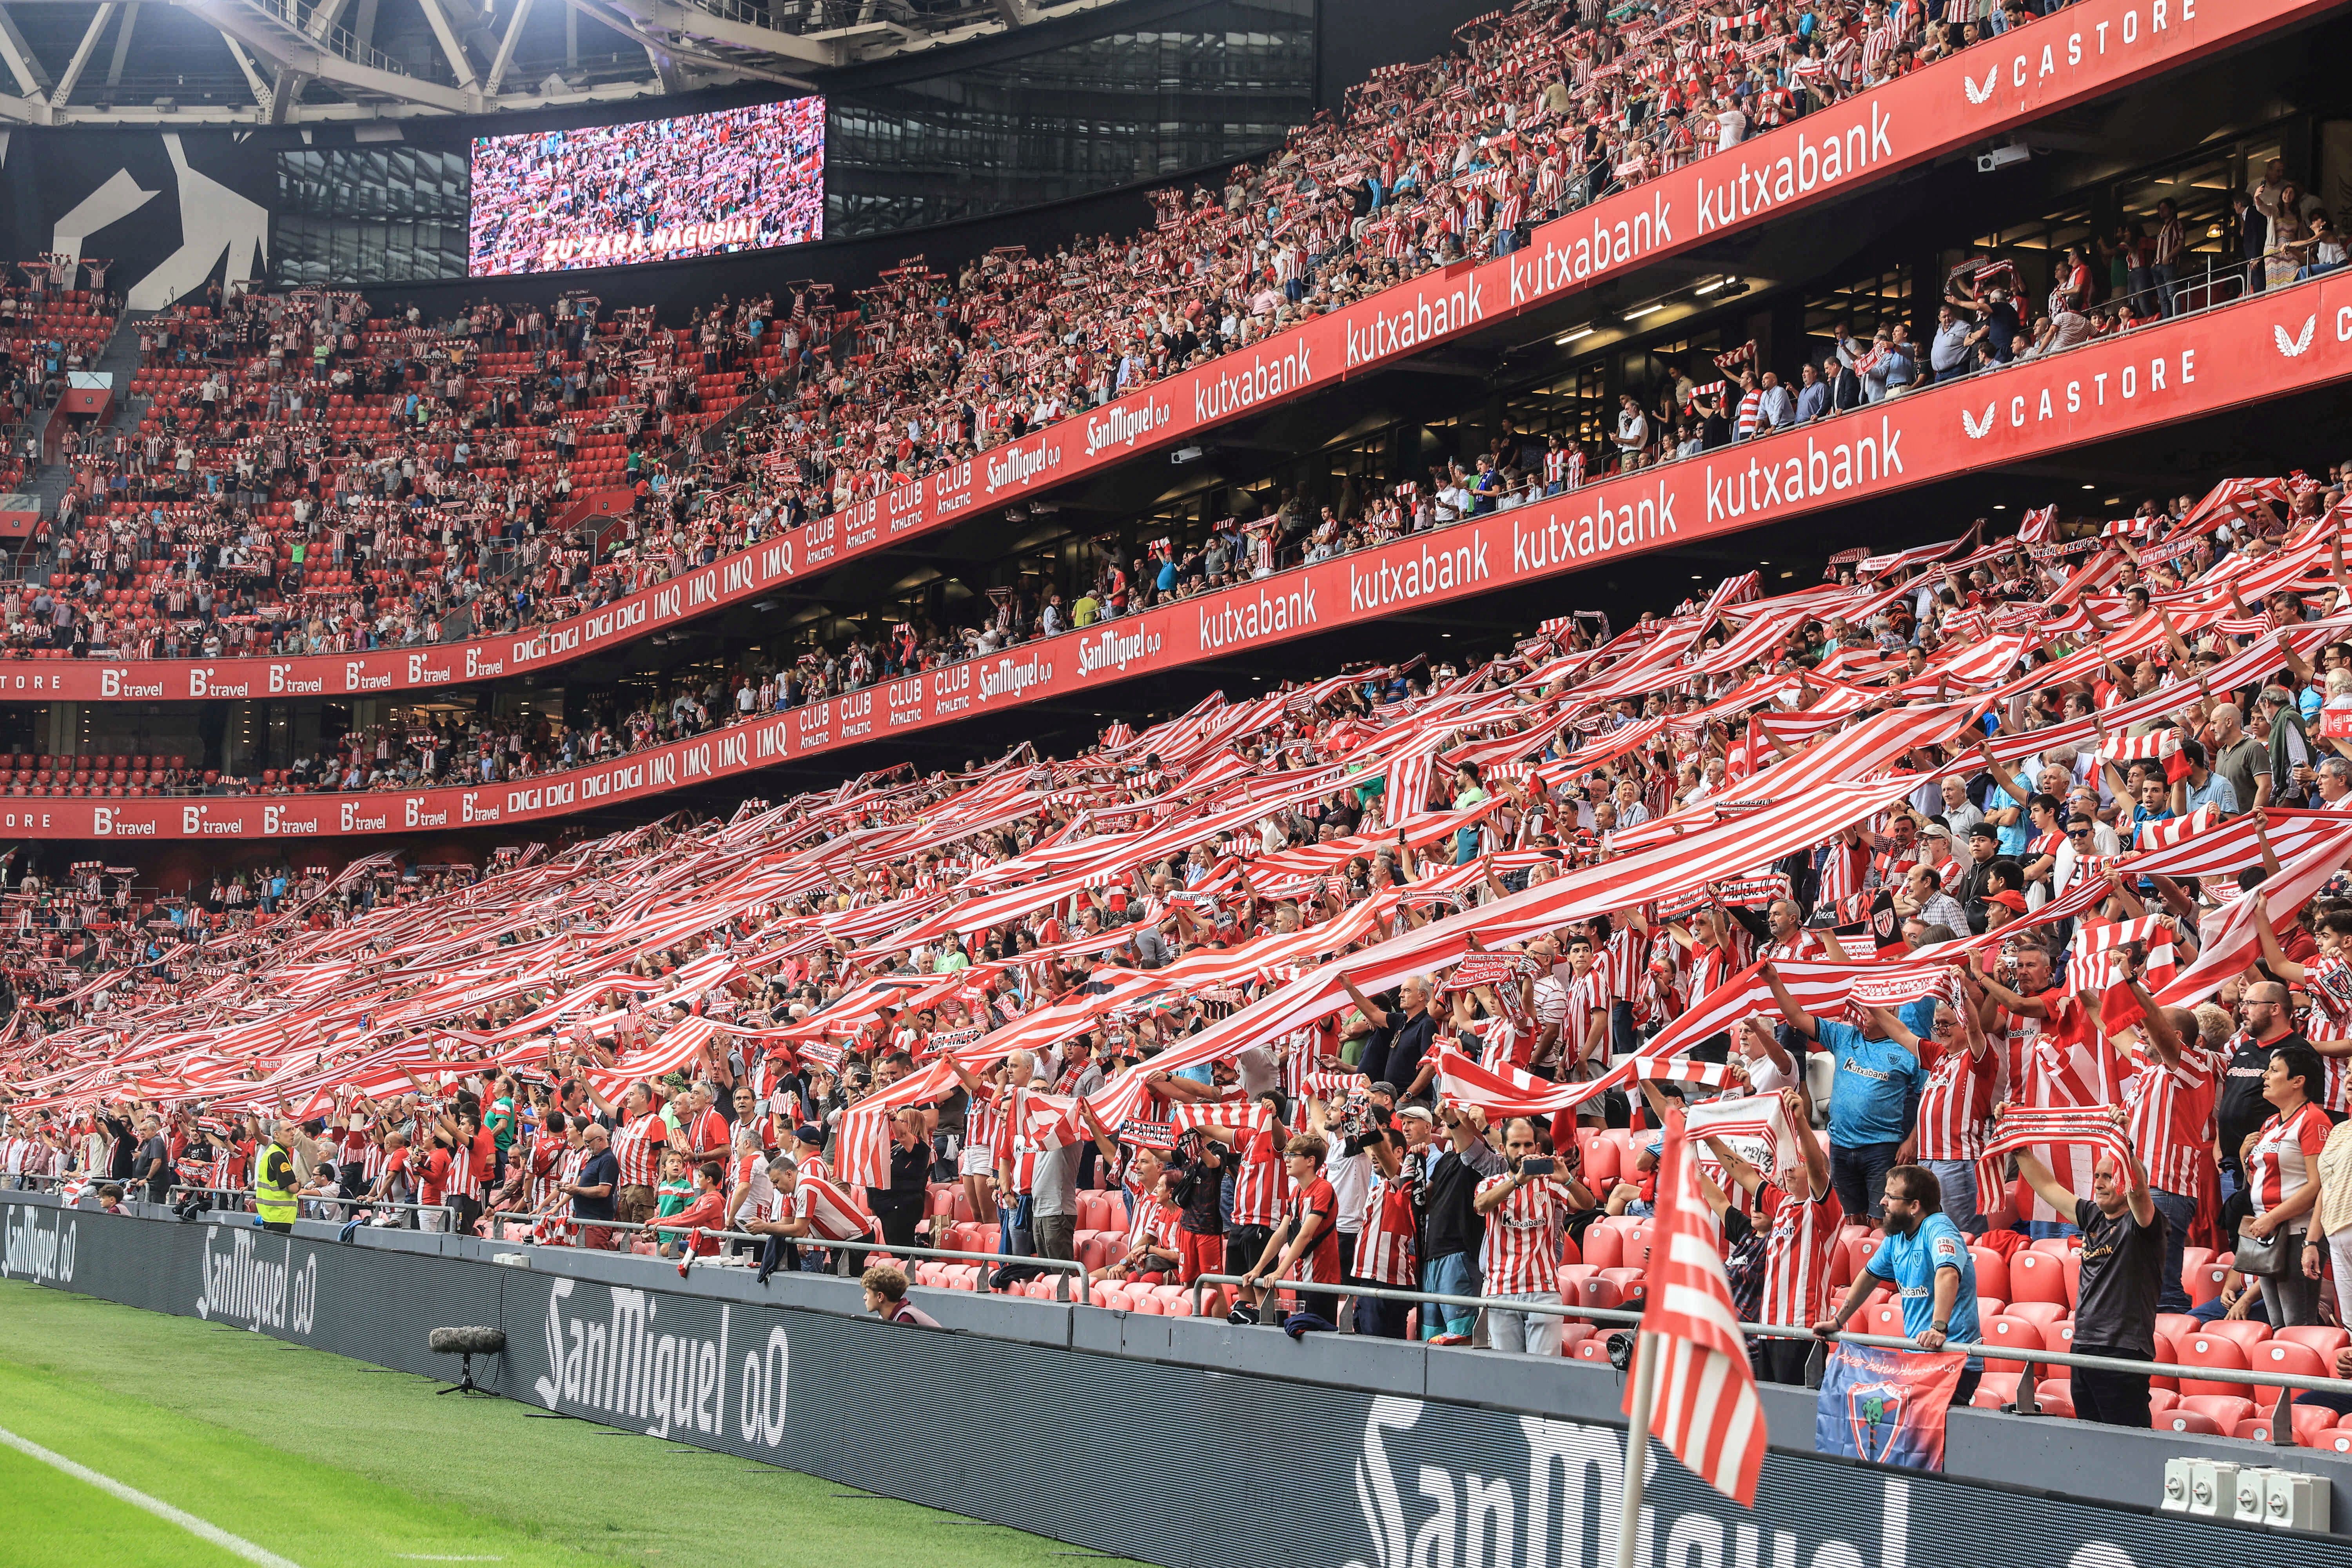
[468,97,825,277]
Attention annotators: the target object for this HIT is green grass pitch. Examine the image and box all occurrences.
[0,1279,1152,1568]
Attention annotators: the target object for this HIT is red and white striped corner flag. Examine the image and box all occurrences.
[1622,1106,1765,1507]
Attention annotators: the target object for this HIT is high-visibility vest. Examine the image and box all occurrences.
[255,1142,298,1226]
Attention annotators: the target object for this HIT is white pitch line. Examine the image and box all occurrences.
[0,1423,305,1568]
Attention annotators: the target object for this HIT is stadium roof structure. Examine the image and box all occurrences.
[0,0,1124,124]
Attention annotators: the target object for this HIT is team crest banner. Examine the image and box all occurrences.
[1815,1342,1968,1471]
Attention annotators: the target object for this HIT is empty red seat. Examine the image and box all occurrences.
[2250,1340,2329,1383]
[1564,1276,1624,1313]
[1970,1372,2021,1410]
[2205,1319,2273,1358]
[1980,1316,2046,1374]
[1580,1225,1622,1271]
[2276,1326,2351,1360]
[2234,1407,2337,1446]
[2005,1300,2068,1333]
[2008,1250,2068,1306]
[2177,1333,2254,1398]
[2178,1394,2257,1429]
[1595,1266,1646,1305]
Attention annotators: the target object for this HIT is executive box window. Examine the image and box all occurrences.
[272,147,470,287]
[827,0,1314,236]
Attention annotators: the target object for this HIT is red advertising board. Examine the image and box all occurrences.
[16,267,2352,840]
[1,0,2318,708]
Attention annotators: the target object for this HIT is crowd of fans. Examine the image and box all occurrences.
[2,0,2169,688]
[7,465,2352,1443]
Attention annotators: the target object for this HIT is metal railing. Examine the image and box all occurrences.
[1184,1273,2348,1448]
[165,1180,459,1231]
[481,1208,1092,1303]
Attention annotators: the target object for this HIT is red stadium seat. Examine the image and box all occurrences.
[1980,1316,2045,1374]
[2177,1333,2254,1398]
[2250,1340,2329,1381]
[2007,1250,2068,1306]
[1580,1225,1622,1271]
[2234,1407,2337,1446]
[1970,1372,2020,1410]
[2206,1319,2274,1358]
[2005,1301,2069,1334]
[2276,1326,2351,1360]
[1595,1267,1646,1305]
[2177,1395,2257,1429]
[2186,1262,2231,1308]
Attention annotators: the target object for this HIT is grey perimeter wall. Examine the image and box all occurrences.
[2,1191,2342,1567]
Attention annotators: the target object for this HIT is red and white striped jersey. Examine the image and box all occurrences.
[785,1175,875,1241]
[2302,955,2352,1111]
[1129,1194,1181,1259]
[1281,1174,1345,1286]
[2247,1102,2331,1218]
[1758,1181,1844,1327]
[965,1093,1004,1159]
[612,1114,667,1189]
[445,1132,486,1200]
[1763,930,1829,964]
[1683,941,1737,1008]
[528,1134,568,1210]
[2122,1047,2221,1197]
[1912,1039,2000,1161]
[1816,837,1868,920]
[1593,927,1645,1002]
[679,1107,731,1156]
[1354,1170,1418,1286]
[1474,1173,1570,1296]
[1562,971,1610,1068]
[1229,1128,1294,1229]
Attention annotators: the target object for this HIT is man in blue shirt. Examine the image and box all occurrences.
[1762,962,1926,1224]
[1813,1164,1984,1407]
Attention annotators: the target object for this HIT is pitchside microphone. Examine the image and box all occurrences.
[429,1325,507,1395]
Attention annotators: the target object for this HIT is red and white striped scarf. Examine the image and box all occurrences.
[1973,1105,2136,1217]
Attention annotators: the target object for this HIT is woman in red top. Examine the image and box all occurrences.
[2243,1043,2331,1326]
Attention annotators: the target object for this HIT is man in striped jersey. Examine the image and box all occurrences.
[1352,1125,1418,1338]
[1906,988,1998,1236]
[585,1078,668,1226]
[1472,1118,1593,1356]
[748,1152,874,1276]
[1196,1095,1294,1289]
[1701,1087,1837,1385]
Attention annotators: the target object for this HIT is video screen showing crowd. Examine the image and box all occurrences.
[468,97,826,277]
